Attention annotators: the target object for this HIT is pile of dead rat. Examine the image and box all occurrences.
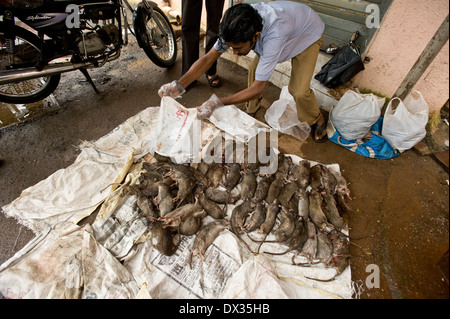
[118,148,353,283]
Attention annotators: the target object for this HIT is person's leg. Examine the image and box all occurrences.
[288,37,325,141]
[246,54,262,114]
[204,0,225,86]
[205,0,225,77]
[181,0,203,75]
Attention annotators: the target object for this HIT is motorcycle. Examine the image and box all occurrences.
[0,0,177,104]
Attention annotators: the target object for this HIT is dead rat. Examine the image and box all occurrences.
[306,230,350,282]
[288,195,299,217]
[167,168,196,206]
[205,187,239,204]
[150,221,181,256]
[278,181,298,208]
[322,193,346,230]
[275,154,291,179]
[243,202,266,233]
[240,168,258,201]
[265,219,307,256]
[230,200,256,235]
[251,174,273,204]
[223,163,242,191]
[158,198,203,228]
[272,205,296,242]
[318,164,337,195]
[139,170,164,185]
[179,210,207,236]
[253,200,280,253]
[259,199,280,236]
[298,219,318,262]
[189,220,228,269]
[154,184,174,217]
[206,163,224,188]
[166,162,210,188]
[309,164,323,193]
[315,230,334,264]
[195,187,227,219]
[296,160,312,190]
[308,190,329,232]
[196,161,210,176]
[139,176,174,198]
[265,176,284,205]
[136,191,159,221]
[297,188,309,221]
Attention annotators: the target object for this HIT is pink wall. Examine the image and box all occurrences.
[357,0,449,112]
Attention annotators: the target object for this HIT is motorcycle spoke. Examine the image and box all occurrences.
[144,11,175,61]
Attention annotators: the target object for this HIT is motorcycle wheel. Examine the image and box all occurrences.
[134,2,177,68]
[0,23,61,104]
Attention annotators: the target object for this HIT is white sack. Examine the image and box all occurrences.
[210,103,270,144]
[0,222,140,299]
[382,91,429,152]
[264,86,311,141]
[330,90,385,141]
[2,107,161,234]
[1,102,353,299]
[151,96,202,163]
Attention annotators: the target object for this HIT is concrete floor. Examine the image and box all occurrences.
[0,36,448,299]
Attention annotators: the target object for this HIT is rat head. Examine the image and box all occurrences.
[219,3,263,56]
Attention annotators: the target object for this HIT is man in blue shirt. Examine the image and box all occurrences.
[159,2,327,142]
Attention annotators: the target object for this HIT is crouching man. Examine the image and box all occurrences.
[159,1,327,142]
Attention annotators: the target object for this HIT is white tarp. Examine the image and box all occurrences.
[0,97,353,299]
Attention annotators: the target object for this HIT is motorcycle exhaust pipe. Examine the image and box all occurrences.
[0,61,91,85]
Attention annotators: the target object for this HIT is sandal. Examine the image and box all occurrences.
[206,74,221,88]
[311,121,328,143]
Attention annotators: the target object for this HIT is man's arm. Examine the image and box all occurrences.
[178,48,223,90]
[220,80,268,105]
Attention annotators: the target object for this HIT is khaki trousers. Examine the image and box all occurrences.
[247,37,323,125]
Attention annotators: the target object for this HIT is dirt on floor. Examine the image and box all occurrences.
[0,35,448,299]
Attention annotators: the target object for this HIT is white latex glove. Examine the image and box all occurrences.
[197,96,224,119]
[158,80,186,98]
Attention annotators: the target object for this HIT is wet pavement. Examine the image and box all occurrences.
[0,36,448,299]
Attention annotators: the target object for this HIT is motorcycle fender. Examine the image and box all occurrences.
[133,2,158,48]
[146,1,158,9]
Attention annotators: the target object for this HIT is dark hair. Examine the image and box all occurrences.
[219,4,263,44]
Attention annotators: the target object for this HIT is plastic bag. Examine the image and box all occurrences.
[314,44,365,88]
[330,90,385,141]
[382,91,429,152]
[264,86,311,141]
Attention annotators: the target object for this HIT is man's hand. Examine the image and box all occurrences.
[158,80,186,98]
[197,97,224,119]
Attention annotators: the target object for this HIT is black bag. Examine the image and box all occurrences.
[315,33,365,88]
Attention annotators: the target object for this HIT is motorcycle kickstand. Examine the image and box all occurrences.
[79,67,100,93]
